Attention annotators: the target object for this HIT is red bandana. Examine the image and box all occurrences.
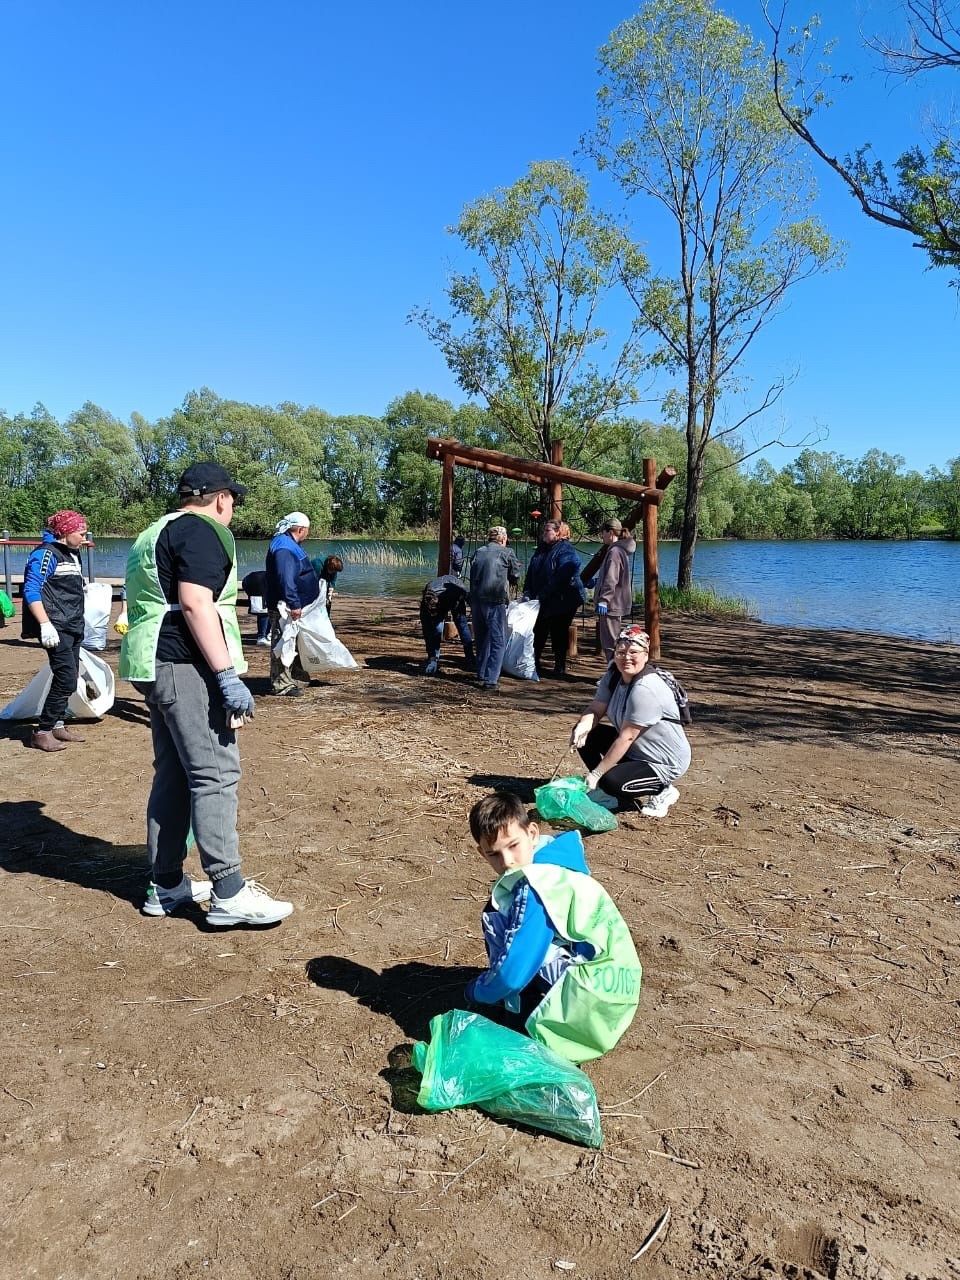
[47,510,87,538]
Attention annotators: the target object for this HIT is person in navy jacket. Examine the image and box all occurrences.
[22,509,91,751]
[265,512,320,696]
[524,519,585,678]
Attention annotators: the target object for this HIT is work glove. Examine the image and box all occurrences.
[570,715,593,750]
[215,667,255,721]
[595,602,608,617]
[40,622,60,649]
[584,770,601,792]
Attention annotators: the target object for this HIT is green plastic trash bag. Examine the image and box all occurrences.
[0,590,14,619]
[534,776,617,833]
[412,1009,603,1147]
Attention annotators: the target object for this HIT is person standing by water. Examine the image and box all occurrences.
[592,518,634,661]
[449,534,466,577]
[469,526,522,692]
[310,554,343,615]
[22,510,91,751]
[120,462,293,926]
[266,512,320,697]
[241,569,271,646]
[524,519,584,679]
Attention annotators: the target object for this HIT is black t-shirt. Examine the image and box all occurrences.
[155,514,232,664]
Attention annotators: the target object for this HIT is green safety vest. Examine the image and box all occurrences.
[492,862,642,1064]
[119,511,246,682]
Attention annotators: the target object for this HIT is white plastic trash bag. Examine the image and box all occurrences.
[83,582,113,650]
[502,599,540,681]
[273,597,358,674]
[0,647,116,721]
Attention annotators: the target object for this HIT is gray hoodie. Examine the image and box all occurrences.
[594,536,635,616]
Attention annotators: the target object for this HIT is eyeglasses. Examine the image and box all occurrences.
[615,639,648,653]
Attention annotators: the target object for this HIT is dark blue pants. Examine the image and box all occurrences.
[471,599,507,687]
[420,607,473,662]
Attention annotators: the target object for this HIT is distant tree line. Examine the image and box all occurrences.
[1,387,958,542]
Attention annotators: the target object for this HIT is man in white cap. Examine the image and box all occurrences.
[265,512,320,696]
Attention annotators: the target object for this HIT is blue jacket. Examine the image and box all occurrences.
[524,539,585,618]
[466,830,595,1008]
[265,533,320,611]
[22,531,85,639]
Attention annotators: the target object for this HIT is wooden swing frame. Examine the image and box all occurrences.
[426,437,676,658]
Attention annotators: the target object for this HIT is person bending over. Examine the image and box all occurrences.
[570,624,690,819]
[465,791,641,1064]
[241,568,271,645]
[419,574,474,676]
[266,511,320,696]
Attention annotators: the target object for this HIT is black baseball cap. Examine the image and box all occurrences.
[177,461,247,500]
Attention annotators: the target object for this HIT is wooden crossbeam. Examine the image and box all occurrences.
[426,438,666,505]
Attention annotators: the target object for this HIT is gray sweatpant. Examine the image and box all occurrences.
[597,613,628,662]
[134,662,243,887]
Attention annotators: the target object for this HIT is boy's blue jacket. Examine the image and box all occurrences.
[265,532,320,611]
[466,830,594,1006]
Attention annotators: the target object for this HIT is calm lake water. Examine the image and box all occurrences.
[5,536,959,644]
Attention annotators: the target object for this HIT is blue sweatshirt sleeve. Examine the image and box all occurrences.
[466,882,554,1006]
[272,547,301,608]
[23,547,56,606]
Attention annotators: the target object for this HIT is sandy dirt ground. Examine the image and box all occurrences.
[0,597,958,1280]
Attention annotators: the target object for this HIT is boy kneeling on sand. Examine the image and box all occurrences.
[465,792,641,1064]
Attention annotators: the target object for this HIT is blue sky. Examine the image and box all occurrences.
[0,1,956,472]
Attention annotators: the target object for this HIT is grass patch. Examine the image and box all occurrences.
[331,541,429,568]
[635,584,756,619]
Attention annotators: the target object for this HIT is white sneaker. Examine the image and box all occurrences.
[640,785,680,819]
[255,637,271,647]
[206,879,293,927]
[142,874,213,917]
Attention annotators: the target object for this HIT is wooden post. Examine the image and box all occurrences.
[437,452,455,577]
[642,457,662,660]
[549,441,563,520]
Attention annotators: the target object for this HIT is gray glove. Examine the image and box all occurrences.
[215,667,255,720]
[40,621,60,648]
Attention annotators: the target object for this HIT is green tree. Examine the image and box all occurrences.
[0,405,69,531]
[380,392,498,531]
[767,3,960,275]
[413,160,651,466]
[783,448,855,535]
[928,456,960,535]
[593,0,841,588]
[318,414,386,533]
[60,402,144,533]
[153,390,333,536]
